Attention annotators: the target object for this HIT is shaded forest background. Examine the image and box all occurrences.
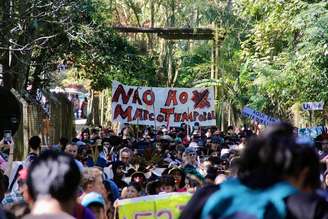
[1,0,327,128]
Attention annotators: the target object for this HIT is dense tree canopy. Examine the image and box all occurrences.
[1,0,327,126]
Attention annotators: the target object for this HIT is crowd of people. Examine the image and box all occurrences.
[0,122,328,219]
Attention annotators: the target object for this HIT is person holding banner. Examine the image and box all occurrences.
[124,182,143,199]
[159,175,175,193]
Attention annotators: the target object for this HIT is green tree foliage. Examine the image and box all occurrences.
[2,0,327,125]
[64,0,157,90]
[0,0,156,93]
[238,0,328,119]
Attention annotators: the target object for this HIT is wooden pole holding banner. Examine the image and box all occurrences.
[100,90,104,126]
[187,107,191,137]
[137,118,139,139]
[151,87,157,130]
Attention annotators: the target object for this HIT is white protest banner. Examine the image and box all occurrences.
[112,81,216,127]
[301,102,324,111]
[242,106,280,126]
[117,192,192,219]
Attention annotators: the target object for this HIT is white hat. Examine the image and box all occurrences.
[220,148,230,157]
[189,142,199,148]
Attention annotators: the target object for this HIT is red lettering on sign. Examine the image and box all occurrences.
[188,112,194,121]
[157,114,164,122]
[208,112,212,120]
[112,85,133,104]
[203,112,207,121]
[193,111,199,121]
[174,113,181,122]
[160,108,175,122]
[212,111,216,119]
[191,90,210,109]
[181,112,193,122]
[179,92,188,104]
[165,90,178,106]
[132,89,142,105]
[113,105,132,121]
[143,110,149,120]
[142,90,155,105]
[181,112,188,122]
[133,108,143,121]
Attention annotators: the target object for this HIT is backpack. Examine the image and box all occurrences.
[201,178,298,219]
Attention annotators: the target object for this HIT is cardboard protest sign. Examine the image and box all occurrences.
[117,192,192,219]
[112,81,216,127]
[241,106,280,126]
[301,102,324,111]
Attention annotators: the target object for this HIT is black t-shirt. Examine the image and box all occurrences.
[286,192,328,219]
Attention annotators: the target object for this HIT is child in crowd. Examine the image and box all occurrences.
[159,175,175,193]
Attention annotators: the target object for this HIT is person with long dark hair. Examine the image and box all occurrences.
[201,122,328,219]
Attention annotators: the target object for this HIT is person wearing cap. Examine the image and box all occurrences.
[81,192,106,219]
[183,147,198,168]
[161,127,169,135]
[157,135,172,154]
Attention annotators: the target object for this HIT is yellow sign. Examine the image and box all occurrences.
[117,193,192,219]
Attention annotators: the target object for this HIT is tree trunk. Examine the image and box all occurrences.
[167,41,174,87]
[86,90,94,125]
[157,39,166,84]
[148,0,155,52]
[86,90,100,126]
[227,0,233,14]
[105,89,112,127]
[166,0,176,87]
[100,90,104,126]
[92,92,100,126]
